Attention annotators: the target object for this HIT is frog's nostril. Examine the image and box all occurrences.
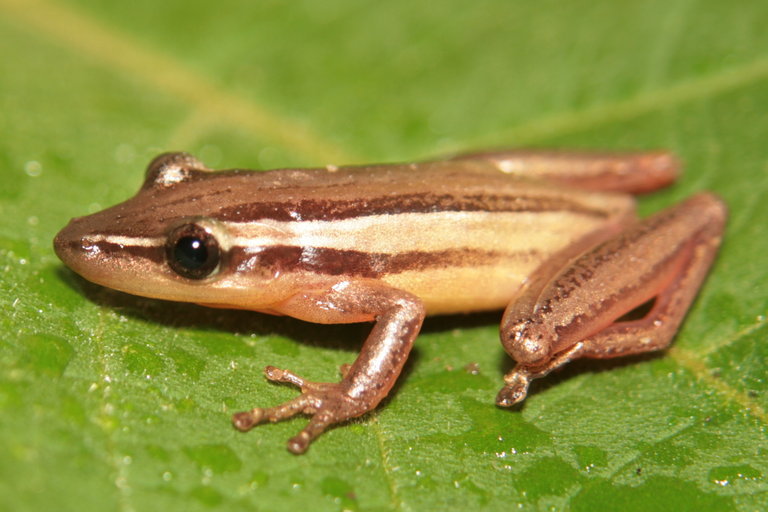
[53,218,90,262]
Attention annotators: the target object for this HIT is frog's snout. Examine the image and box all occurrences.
[53,217,81,265]
[53,216,103,274]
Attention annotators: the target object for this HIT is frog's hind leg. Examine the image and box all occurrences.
[497,193,727,406]
[450,149,680,194]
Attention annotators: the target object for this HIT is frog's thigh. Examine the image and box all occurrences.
[497,193,726,406]
[503,193,726,365]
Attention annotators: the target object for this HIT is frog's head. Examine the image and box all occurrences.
[54,153,295,308]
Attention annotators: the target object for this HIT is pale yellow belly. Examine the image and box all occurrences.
[383,264,531,315]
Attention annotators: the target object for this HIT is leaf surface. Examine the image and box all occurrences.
[0,1,766,510]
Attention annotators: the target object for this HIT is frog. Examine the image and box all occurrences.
[54,149,726,453]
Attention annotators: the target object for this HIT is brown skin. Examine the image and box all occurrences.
[233,281,424,454]
[497,193,726,406]
[54,150,725,453]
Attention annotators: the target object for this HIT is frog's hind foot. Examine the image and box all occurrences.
[496,342,586,407]
[232,366,358,454]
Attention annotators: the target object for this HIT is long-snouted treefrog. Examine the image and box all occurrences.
[54,150,726,453]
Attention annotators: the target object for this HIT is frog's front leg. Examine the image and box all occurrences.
[497,193,727,406]
[232,281,425,454]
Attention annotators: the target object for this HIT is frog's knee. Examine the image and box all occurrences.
[501,318,553,365]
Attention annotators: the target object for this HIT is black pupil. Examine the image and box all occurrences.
[174,236,208,269]
[166,224,220,279]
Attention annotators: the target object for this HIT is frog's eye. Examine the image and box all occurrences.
[143,152,210,189]
[166,223,221,279]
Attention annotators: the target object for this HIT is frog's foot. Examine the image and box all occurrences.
[496,342,585,407]
[495,366,532,407]
[232,366,363,454]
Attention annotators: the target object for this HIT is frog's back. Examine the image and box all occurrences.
[206,161,637,314]
[64,158,636,315]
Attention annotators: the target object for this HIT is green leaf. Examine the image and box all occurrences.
[1,0,766,510]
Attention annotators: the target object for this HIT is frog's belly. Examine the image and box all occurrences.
[383,263,531,315]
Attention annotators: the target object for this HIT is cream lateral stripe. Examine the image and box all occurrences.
[226,211,605,253]
[90,234,166,247]
[91,211,603,254]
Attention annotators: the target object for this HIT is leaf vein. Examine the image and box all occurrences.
[668,346,768,425]
[92,308,135,512]
[699,318,768,357]
[488,57,768,146]
[0,0,354,164]
[371,415,405,511]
